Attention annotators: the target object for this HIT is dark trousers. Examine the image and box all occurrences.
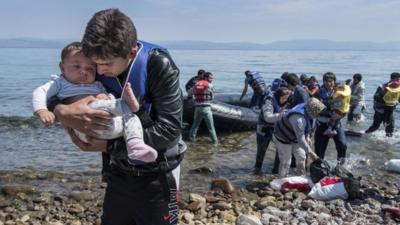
[102,166,179,225]
[314,122,347,160]
[250,92,264,108]
[347,105,365,122]
[102,153,111,182]
[255,128,279,173]
[365,106,395,135]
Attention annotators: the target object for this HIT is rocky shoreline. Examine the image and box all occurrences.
[0,170,399,225]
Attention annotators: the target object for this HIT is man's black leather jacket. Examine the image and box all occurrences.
[106,48,184,168]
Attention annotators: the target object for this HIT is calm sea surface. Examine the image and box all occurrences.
[0,48,399,192]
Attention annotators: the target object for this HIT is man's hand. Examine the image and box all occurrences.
[308,152,320,162]
[66,127,107,152]
[35,109,56,125]
[123,82,139,113]
[54,95,113,137]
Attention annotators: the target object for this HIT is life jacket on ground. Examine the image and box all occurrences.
[383,85,400,106]
[247,71,267,95]
[332,85,351,113]
[96,41,184,175]
[275,103,313,143]
[194,80,213,105]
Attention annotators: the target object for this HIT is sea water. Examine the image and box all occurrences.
[0,48,399,192]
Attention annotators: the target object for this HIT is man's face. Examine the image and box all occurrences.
[92,56,131,77]
[91,48,137,77]
[61,52,96,84]
[207,75,214,83]
[324,78,335,90]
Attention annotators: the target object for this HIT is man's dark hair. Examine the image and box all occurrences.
[281,72,289,80]
[275,87,291,98]
[309,76,317,82]
[323,72,336,82]
[353,73,362,82]
[61,42,81,62]
[285,73,300,86]
[82,8,137,59]
[197,69,205,76]
[203,72,213,79]
[390,72,400,80]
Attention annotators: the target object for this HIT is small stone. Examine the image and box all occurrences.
[20,214,30,222]
[211,178,235,194]
[187,201,203,211]
[69,221,81,225]
[182,212,194,223]
[212,202,232,210]
[69,190,94,201]
[301,200,315,210]
[2,185,37,196]
[236,214,262,225]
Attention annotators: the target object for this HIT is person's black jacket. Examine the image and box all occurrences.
[185,76,198,92]
[107,49,183,156]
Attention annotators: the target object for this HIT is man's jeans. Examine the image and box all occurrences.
[189,106,218,144]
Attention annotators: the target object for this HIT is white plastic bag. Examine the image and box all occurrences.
[386,159,400,173]
[270,176,312,191]
[308,176,348,201]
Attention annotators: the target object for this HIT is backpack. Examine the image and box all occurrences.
[309,159,331,183]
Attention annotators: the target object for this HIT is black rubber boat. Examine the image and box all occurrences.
[183,94,259,132]
[183,93,365,136]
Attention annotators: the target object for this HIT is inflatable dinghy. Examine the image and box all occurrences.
[183,96,259,132]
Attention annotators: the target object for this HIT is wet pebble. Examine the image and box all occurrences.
[2,185,37,196]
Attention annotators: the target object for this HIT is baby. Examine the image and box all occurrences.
[32,42,157,164]
[323,84,351,136]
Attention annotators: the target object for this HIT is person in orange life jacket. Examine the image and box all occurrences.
[304,76,320,97]
[365,72,400,137]
[50,9,185,225]
[240,70,267,108]
[273,97,324,177]
[188,72,218,144]
[254,87,291,175]
[348,73,366,123]
[185,69,205,93]
[314,72,347,163]
[284,73,310,109]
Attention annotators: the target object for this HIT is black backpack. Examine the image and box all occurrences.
[309,159,332,183]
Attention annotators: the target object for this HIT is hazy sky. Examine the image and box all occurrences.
[1,0,399,43]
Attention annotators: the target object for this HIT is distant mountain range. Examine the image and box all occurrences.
[1,38,400,50]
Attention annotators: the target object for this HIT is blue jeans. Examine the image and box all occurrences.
[189,106,218,144]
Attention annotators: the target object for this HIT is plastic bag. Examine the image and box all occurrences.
[386,159,400,173]
[270,176,312,191]
[333,164,361,199]
[308,176,348,201]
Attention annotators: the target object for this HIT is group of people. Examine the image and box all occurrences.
[253,70,400,178]
[29,8,400,225]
